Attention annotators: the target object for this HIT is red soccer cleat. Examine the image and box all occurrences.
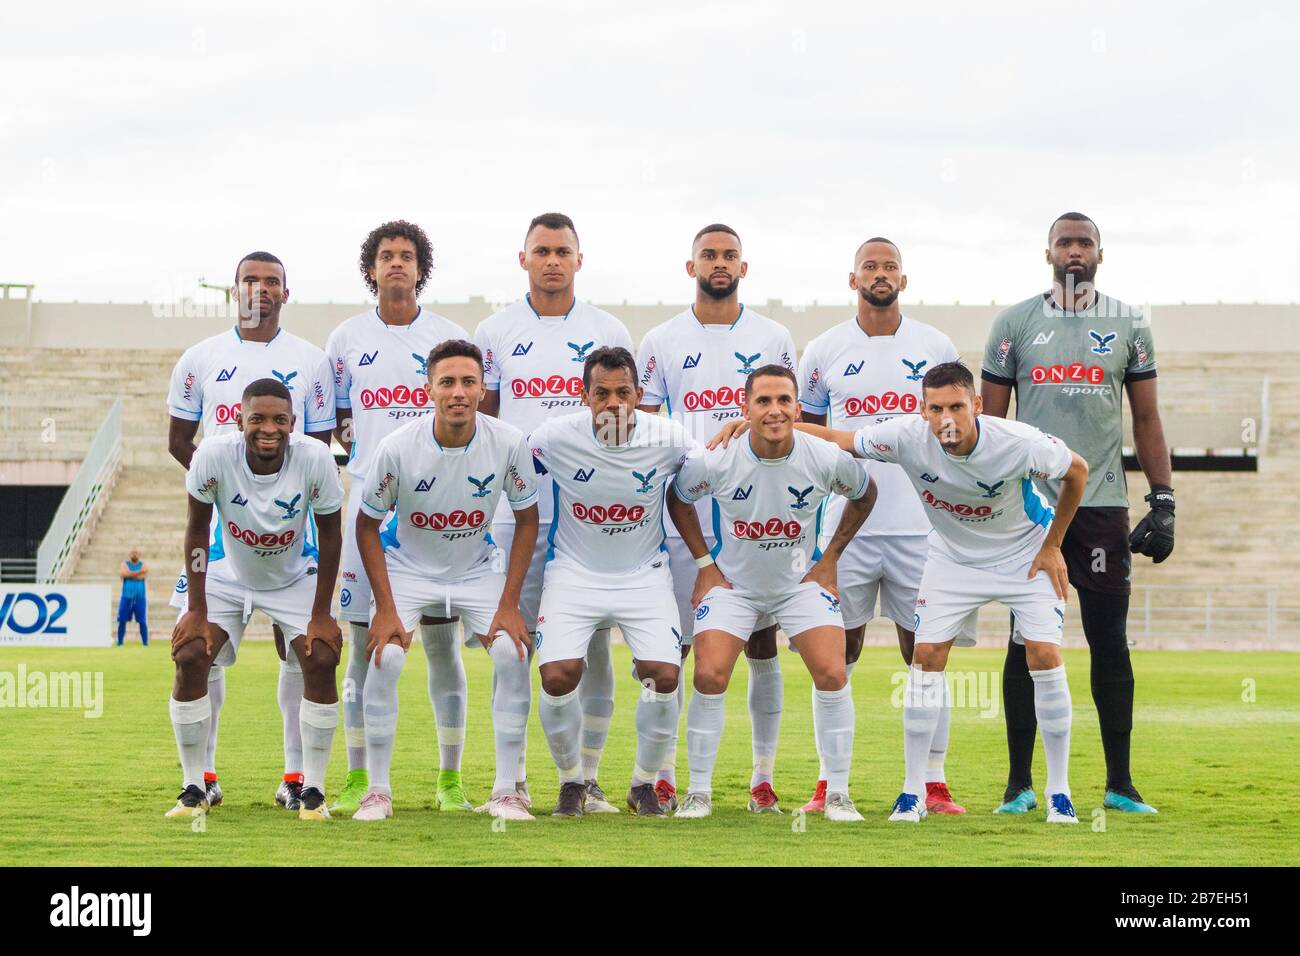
[654,779,678,813]
[748,781,782,814]
[800,779,828,814]
[925,781,966,814]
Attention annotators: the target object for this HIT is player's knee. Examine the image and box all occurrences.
[692,665,729,695]
[540,662,582,697]
[809,659,847,692]
[173,639,211,674]
[636,662,679,694]
[913,642,947,671]
[300,643,339,676]
[1024,641,1062,671]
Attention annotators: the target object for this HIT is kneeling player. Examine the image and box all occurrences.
[668,365,878,822]
[167,379,345,819]
[353,340,540,821]
[528,347,698,817]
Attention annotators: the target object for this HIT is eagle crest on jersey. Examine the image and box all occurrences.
[734,351,761,373]
[788,484,814,509]
[275,493,302,519]
[568,341,594,362]
[1089,329,1117,354]
[272,369,298,389]
[633,468,657,494]
[411,352,429,375]
[468,473,495,498]
[902,358,928,380]
[976,480,1006,499]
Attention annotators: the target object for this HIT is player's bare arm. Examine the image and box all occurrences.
[479,388,501,418]
[172,496,214,658]
[979,379,1013,419]
[333,406,354,458]
[705,417,857,456]
[304,508,343,660]
[168,416,200,470]
[356,511,406,664]
[486,502,538,660]
[801,476,878,596]
[1029,451,1089,599]
[666,490,731,606]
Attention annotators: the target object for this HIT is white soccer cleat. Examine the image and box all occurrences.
[487,793,536,821]
[888,792,927,823]
[1046,793,1079,824]
[674,792,713,819]
[352,791,393,821]
[583,780,620,814]
[824,792,864,822]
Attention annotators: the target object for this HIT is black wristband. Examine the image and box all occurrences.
[1144,484,1175,512]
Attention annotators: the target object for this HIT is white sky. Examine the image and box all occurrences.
[3,1,1297,306]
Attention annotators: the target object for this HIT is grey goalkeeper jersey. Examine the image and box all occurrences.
[981,292,1157,508]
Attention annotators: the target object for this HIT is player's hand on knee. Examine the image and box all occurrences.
[706,418,749,450]
[1029,544,1069,600]
[692,563,732,608]
[487,603,531,661]
[367,609,406,666]
[800,557,839,598]
[304,613,343,661]
[171,611,213,660]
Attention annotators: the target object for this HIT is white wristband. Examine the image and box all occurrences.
[695,554,715,569]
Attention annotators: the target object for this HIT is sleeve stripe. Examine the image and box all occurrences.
[508,490,540,511]
[980,370,1016,387]
[800,400,830,413]
[169,407,202,421]
[1125,368,1158,382]
[358,501,389,520]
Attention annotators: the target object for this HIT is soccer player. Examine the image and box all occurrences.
[166,378,344,820]
[352,340,540,822]
[527,347,697,817]
[166,251,336,811]
[668,365,878,822]
[980,212,1171,815]
[795,237,964,815]
[117,548,149,646]
[325,221,471,814]
[636,223,798,813]
[473,213,633,812]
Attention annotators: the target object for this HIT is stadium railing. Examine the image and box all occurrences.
[1133,584,1298,643]
[36,399,123,583]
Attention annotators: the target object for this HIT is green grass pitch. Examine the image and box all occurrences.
[1,643,1297,866]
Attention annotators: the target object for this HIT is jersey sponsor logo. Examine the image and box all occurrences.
[732,484,752,501]
[1032,331,1055,346]
[216,366,237,382]
[408,509,487,532]
[1088,330,1117,355]
[573,467,595,482]
[198,476,218,496]
[1030,364,1106,386]
[358,385,430,409]
[1029,469,1053,480]
[272,369,298,390]
[632,468,657,494]
[732,518,802,541]
[508,464,528,495]
[467,473,495,498]
[640,355,657,385]
[902,358,927,381]
[844,391,919,417]
[681,385,744,412]
[684,479,711,497]
[374,471,396,499]
[227,520,297,551]
[734,351,761,374]
[313,380,326,411]
[843,360,864,376]
[568,341,594,362]
[683,353,701,370]
[509,376,583,399]
[230,493,249,506]
[787,485,814,510]
[995,339,1012,368]
[511,342,534,357]
[182,372,196,401]
[411,352,429,375]
[976,480,1005,499]
[920,488,994,517]
[414,478,436,492]
[1134,336,1149,367]
[919,472,939,483]
[570,502,648,533]
[214,402,242,424]
[359,350,379,367]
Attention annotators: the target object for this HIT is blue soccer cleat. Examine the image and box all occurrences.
[993,788,1038,814]
[1104,790,1159,814]
[1046,792,1079,824]
[888,792,926,823]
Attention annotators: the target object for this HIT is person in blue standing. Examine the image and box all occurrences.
[117,547,150,646]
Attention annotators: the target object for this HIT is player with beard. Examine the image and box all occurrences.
[981,212,1171,815]
[635,225,797,813]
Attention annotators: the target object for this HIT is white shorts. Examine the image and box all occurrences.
[382,568,507,646]
[341,482,406,624]
[913,550,1066,648]
[489,521,548,631]
[838,534,927,630]
[535,559,682,668]
[667,536,773,646]
[693,581,844,643]
[170,569,317,666]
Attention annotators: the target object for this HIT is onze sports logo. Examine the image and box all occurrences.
[733,518,802,540]
[844,391,918,417]
[511,376,583,398]
[227,522,297,548]
[214,403,242,424]
[408,510,487,530]
[359,385,430,409]
[682,386,745,412]
[571,502,647,524]
[1030,364,1106,385]
[920,489,994,517]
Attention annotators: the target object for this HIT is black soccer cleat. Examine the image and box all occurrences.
[552,781,587,817]
[626,783,666,817]
[205,778,223,808]
[275,778,304,811]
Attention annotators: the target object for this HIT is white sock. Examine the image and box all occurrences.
[746,656,782,789]
[816,659,854,781]
[420,621,466,774]
[686,690,726,795]
[1032,665,1072,798]
[203,666,224,777]
[656,676,685,788]
[170,695,212,791]
[579,628,615,781]
[299,698,338,795]
[634,685,680,786]
[926,683,951,785]
[343,623,369,772]
[488,638,531,797]
[540,689,584,785]
[815,684,854,795]
[902,666,943,798]
[363,646,406,796]
[278,657,305,778]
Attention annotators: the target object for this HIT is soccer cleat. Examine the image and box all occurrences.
[925,782,966,814]
[298,787,330,820]
[994,788,1038,814]
[583,780,619,814]
[329,769,369,814]
[747,782,782,814]
[553,781,588,817]
[436,770,473,812]
[655,779,678,813]
[824,792,864,822]
[675,792,712,819]
[627,783,666,817]
[486,794,535,821]
[1104,790,1159,814]
[888,792,927,823]
[204,775,223,809]
[352,791,393,821]
[516,780,532,807]
[164,785,209,818]
[275,776,304,811]
[1046,792,1079,824]
[800,779,828,814]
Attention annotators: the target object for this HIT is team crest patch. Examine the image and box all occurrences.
[1088,330,1117,355]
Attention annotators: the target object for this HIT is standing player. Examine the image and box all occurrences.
[669,365,877,822]
[166,251,335,811]
[766,362,1089,823]
[166,378,344,820]
[325,221,471,815]
[636,224,797,813]
[528,347,697,817]
[473,212,633,812]
[352,340,540,822]
[795,237,964,815]
[981,212,1171,815]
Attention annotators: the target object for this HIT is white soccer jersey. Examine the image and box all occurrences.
[473,295,632,524]
[636,306,797,538]
[673,430,869,594]
[186,432,344,591]
[360,413,539,582]
[167,327,336,438]
[326,307,469,479]
[528,410,696,577]
[799,315,959,537]
[853,415,1073,569]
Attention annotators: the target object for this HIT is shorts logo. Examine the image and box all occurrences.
[820,591,840,613]
[343,571,357,581]
[568,341,594,362]
[787,484,813,510]
[732,518,801,540]
[534,629,543,650]
[734,351,761,374]
[359,350,379,367]
[683,353,701,370]
[672,626,682,650]
[919,473,939,484]
[1088,330,1117,355]
[732,485,752,501]
[843,360,864,376]
[510,376,582,398]
[271,369,298,390]
[411,353,428,375]
[511,342,534,357]
[901,358,927,381]
[415,478,436,492]
[844,392,918,417]
[340,588,352,607]
[695,605,710,621]
[1054,607,1064,628]
[230,493,249,506]
[467,474,495,498]
[216,366,237,382]
[409,509,486,530]
[574,467,594,482]
[632,468,657,494]
[913,612,920,629]
[976,480,1005,499]
[175,575,188,593]
[275,493,303,519]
